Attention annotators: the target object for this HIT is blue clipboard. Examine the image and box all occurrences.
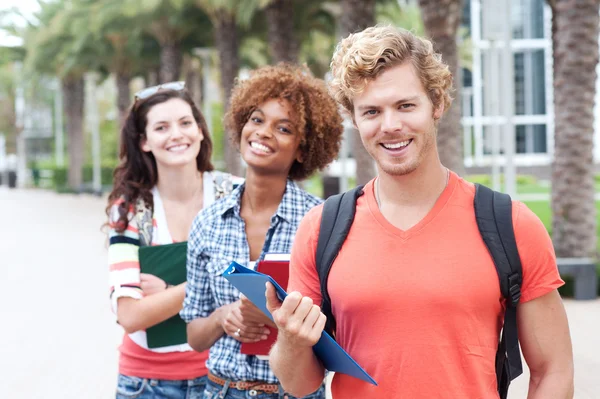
[222,262,377,386]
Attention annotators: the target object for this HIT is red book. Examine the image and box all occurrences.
[240,253,290,356]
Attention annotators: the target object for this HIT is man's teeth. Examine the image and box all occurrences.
[168,144,189,152]
[383,140,411,149]
[251,142,271,153]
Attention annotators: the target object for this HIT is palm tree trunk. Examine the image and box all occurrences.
[62,76,85,191]
[418,0,464,176]
[159,42,182,83]
[340,0,377,186]
[215,11,242,176]
[116,71,130,130]
[266,0,298,63]
[146,68,160,87]
[550,0,599,257]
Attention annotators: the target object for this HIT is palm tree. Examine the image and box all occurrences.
[22,1,95,191]
[418,0,464,176]
[547,0,599,257]
[339,0,377,186]
[86,1,146,129]
[194,0,265,176]
[264,0,298,63]
[114,0,213,84]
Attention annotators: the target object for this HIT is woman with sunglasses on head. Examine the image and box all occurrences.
[180,64,343,399]
[106,82,240,399]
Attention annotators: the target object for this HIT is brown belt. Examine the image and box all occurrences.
[208,372,279,394]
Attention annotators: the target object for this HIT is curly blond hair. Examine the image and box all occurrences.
[329,25,453,116]
[225,63,343,180]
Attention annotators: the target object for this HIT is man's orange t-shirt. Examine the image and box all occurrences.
[288,172,564,398]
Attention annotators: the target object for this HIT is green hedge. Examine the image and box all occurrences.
[465,174,538,186]
[34,165,116,190]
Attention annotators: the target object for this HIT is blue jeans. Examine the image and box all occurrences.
[202,378,325,399]
[116,374,208,399]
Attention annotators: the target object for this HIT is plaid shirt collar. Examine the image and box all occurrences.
[219,179,304,224]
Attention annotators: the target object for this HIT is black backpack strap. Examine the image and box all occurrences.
[474,184,523,398]
[315,185,364,337]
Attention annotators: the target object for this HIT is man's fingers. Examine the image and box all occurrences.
[302,305,322,331]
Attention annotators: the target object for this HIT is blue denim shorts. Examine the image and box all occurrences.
[202,378,325,399]
[116,374,208,399]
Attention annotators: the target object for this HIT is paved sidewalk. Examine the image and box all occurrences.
[1,187,598,398]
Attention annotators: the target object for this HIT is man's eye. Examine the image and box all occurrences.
[364,110,378,116]
[251,117,262,123]
[400,104,415,109]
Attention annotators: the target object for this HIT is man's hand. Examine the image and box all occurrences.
[140,273,167,296]
[221,300,271,343]
[265,282,326,347]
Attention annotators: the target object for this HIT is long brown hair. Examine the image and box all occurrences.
[106,89,214,233]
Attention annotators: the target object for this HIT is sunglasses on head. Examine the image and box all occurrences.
[134,81,186,101]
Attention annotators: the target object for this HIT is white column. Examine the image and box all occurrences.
[472,0,484,166]
[502,0,516,197]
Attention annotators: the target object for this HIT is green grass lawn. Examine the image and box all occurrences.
[522,201,600,240]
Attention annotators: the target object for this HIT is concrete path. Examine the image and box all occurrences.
[1,187,598,398]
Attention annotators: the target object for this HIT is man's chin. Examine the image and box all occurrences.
[378,162,418,177]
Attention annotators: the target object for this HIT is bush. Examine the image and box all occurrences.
[35,164,116,192]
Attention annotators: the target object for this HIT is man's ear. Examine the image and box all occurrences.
[432,90,445,120]
[433,102,445,120]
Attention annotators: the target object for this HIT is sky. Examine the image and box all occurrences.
[0,0,40,46]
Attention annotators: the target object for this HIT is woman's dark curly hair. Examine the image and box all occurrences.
[106,89,214,233]
[225,63,343,180]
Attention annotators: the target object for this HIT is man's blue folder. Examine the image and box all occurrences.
[222,262,377,386]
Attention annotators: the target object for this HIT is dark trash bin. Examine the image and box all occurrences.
[8,170,17,188]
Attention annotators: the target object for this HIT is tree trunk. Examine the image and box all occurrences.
[62,76,85,192]
[266,0,299,63]
[185,56,203,107]
[418,0,464,176]
[340,0,377,186]
[159,42,182,83]
[116,71,130,130]
[146,68,160,87]
[550,0,599,257]
[215,12,243,176]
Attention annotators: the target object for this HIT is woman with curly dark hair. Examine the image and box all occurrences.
[106,82,240,399]
[180,64,343,399]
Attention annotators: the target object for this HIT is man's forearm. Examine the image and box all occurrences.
[270,338,325,397]
[528,368,574,399]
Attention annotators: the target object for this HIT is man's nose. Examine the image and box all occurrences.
[381,110,403,133]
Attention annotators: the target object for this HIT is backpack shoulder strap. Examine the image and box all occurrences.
[315,185,364,337]
[474,184,523,397]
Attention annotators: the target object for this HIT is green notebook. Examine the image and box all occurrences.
[138,241,188,349]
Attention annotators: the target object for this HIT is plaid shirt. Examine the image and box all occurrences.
[181,180,322,383]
